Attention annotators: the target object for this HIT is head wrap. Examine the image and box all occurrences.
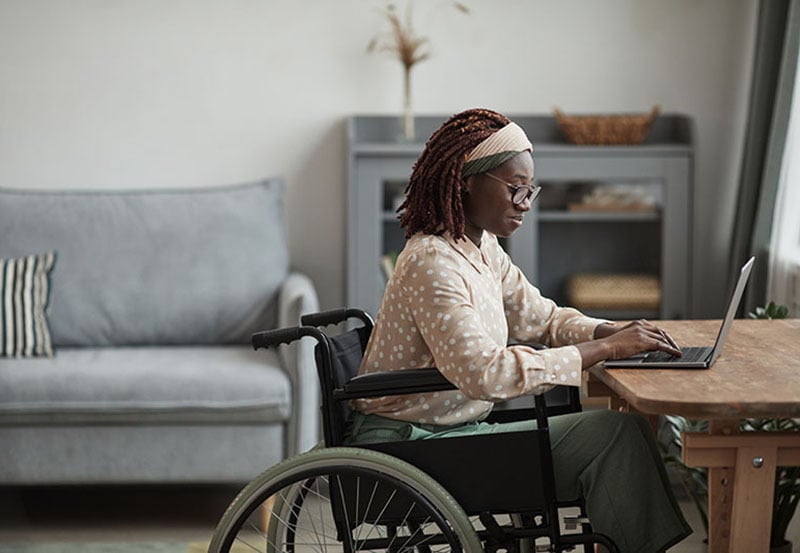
[461,122,533,177]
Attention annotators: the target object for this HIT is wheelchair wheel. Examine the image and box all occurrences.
[208,447,482,553]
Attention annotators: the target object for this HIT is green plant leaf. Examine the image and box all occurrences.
[748,301,790,319]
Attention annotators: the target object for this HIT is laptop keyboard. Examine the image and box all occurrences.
[645,347,709,363]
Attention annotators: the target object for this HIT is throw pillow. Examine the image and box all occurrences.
[0,251,56,357]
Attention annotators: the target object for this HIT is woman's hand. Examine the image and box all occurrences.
[576,320,682,369]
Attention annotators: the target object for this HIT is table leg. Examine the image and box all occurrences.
[707,421,736,553]
[684,430,800,553]
[707,465,733,552]
[728,446,776,553]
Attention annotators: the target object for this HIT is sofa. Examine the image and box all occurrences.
[0,178,319,484]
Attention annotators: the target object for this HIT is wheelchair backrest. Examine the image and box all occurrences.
[314,324,372,447]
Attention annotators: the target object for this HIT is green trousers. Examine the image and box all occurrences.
[346,409,692,553]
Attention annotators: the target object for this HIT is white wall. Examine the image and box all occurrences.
[0,0,757,317]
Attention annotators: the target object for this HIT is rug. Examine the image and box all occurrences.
[0,543,195,553]
[0,542,256,553]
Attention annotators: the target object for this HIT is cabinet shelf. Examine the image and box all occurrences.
[537,210,661,222]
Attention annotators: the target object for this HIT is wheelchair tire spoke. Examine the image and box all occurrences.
[353,478,384,551]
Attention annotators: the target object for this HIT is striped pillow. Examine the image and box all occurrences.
[1,251,56,357]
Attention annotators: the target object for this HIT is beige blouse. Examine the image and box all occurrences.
[354,231,605,425]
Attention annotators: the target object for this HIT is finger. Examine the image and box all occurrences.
[640,327,667,342]
[658,328,681,352]
[638,325,681,355]
[656,336,682,357]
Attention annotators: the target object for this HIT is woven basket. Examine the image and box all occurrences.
[554,106,661,145]
[567,273,661,311]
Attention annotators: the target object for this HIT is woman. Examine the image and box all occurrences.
[346,108,692,551]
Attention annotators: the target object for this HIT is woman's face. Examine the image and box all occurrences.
[462,151,534,246]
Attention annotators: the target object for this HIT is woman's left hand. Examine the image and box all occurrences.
[575,319,681,369]
[595,320,681,351]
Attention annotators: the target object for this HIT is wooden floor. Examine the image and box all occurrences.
[0,485,238,544]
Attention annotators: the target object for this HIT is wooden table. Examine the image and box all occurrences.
[586,319,800,553]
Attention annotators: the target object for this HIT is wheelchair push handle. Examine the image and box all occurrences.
[252,327,304,350]
[301,308,349,327]
[252,325,328,350]
[301,308,374,329]
[252,308,373,352]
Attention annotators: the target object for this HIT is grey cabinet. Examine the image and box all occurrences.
[347,114,693,320]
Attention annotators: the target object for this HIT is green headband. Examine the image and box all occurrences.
[462,151,524,177]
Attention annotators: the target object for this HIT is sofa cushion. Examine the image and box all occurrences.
[0,346,290,425]
[0,251,56,358]
[0,179,289,346]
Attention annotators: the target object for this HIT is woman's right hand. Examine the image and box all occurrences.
[576,320,682,369]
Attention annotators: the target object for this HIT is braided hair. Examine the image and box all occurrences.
[398,108,511,240]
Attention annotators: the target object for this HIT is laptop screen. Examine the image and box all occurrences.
[709,256,755,365]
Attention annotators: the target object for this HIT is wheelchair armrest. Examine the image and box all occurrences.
[336,368,456,400]
[508,340,547,350]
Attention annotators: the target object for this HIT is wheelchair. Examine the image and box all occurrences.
[208,308,620,553]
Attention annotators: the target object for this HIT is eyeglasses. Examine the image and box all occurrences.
[484,172,541,205]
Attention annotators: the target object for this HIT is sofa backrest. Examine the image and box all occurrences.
[0,179,289,347]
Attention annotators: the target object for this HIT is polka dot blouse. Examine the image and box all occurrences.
[353,232,606,426]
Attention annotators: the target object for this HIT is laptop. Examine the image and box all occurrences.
[603,256,755,369]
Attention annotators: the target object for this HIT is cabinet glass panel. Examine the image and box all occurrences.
[381,178,407,282]
[382,179,407,213]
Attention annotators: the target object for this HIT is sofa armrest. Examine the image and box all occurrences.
[277,272,320,456]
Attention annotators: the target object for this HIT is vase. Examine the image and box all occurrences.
[771,540,792,553]
[401,66,414,142]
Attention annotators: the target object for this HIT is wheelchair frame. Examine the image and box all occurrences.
[208,308,620,553]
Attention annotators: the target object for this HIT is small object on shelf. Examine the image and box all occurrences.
[567,273,661,311]
[567,184,657,213]
[554,106,661,145]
